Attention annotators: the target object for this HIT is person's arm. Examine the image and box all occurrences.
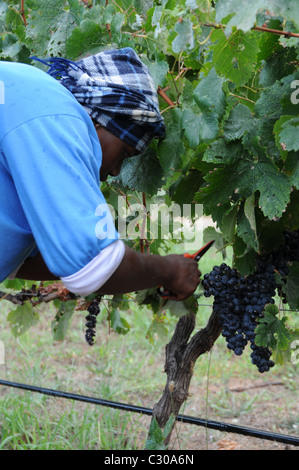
[15,245,201,301]
[98,245,201,300]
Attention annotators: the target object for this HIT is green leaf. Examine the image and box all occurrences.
[198,154,291,220]
[211,28,260,87]
[110,309,131,335]
[286,153,299,190]
[193,68,225,118]
[7,302,39,337]
[273,115,293,160]
[3,278,26,290]
[255,304,293,365]
[158,108,185,171]
[236,203,259,252]
[255,80,285,119]
[142,54,169,89]
[267,0,299,30]
[172,18,194,54]
[215,0,299,35]
[254,159,291,220]
[51,300,76,341]
[244,194,257,234]
[0,33,21,59]
[65,18,103,60]
[233,244,257,275]
[203,138,242,165]
[284,262,299,309]
[224,104,257,141]
[215,0,265,36]
[279,117,299,152]
[26,0,85,56]
[145,417,167,450]
[182,109,202,148]
[116,144,164,196]
[170,170,204,205]
[146,317,169,345]
[162,414,176,440]
[221,203,238,244]
[165,295,198,318]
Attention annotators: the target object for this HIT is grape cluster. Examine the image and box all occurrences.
[262,230,299,302]
[202,263,275,372]
[85,299,100,346]
[202,229,299,373]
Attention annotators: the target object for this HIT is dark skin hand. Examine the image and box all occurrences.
[16,124,201,300]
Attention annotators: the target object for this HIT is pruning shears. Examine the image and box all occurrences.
[157,239,215,298]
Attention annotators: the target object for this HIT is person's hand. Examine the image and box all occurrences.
[158,254,201,300]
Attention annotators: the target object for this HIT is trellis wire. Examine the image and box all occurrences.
[0,379,298,447]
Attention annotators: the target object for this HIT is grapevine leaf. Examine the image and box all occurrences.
[223,104,258,141]
[287,154,299,190]
[203,226,227,260]
[165,295,198,318]
[158,108,185,171]
[193,68,225,118]
[284,262,299,309]
[215,0,299,35]
[51,300,76,341]
[116,144,164,196]
[182,109,202,148]
[197,111,219,143]
[203,138,242,165]
[146,317,169,345]
[255,304,292,352]
[267,0,299,30]
[273,115,293,160]
[110,309,131,335]
[145,416,169,450]
[197,153,291,220]
[26,0,85,57]
[65,19,103,60]
[244,194,257,238]
[254,158,291,220]
[3,278,26,290]
[172,18,194,54]
[170,170,204,205]
[278,117,299,152]
[211,28,260,87]
[236,203,259,252]
[135,288,161,314]
[255,83,285,120]
[255,73,299,120]
[7,302,39,337]
[233,245,257,275]
[215,0,265,36]
[0,2,8,30]
[142,54,169,89]
[221,203,238,244]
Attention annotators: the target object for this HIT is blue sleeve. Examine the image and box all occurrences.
[1,114,119,277]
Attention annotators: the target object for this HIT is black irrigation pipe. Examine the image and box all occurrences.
[0,380,299,447]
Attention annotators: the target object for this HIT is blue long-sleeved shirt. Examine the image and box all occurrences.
[0,61,119,282]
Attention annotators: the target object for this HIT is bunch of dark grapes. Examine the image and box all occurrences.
[85,299,100,346]
[262,230,299,302]
[202,230,299,373]
[202,263,275,373]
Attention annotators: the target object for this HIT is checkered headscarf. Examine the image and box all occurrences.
[32,48,165,153]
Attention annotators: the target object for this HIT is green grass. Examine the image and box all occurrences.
[0,244,298,450]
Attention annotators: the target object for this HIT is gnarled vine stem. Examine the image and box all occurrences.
[150,308,222,446]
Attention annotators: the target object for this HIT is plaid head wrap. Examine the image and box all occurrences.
[33,48,165,153]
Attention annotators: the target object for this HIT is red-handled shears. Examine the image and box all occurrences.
[157,239,215,298]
